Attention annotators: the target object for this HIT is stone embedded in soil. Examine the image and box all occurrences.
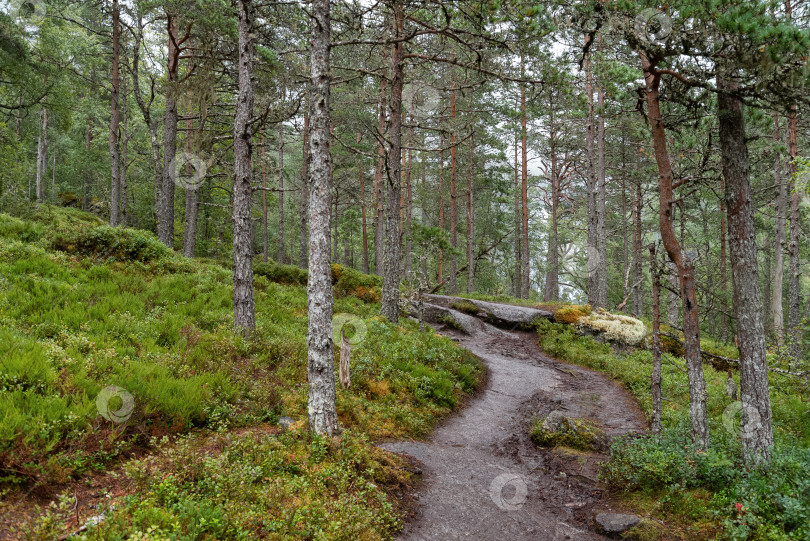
[541,410,569,433]
[278,416,295,429]
[594,513,641,537]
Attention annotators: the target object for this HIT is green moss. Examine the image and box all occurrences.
[438,314,463,331]
[530,416,604,452]
[554,304,591,324]
[450,300,480,315]
[253,260,308,286]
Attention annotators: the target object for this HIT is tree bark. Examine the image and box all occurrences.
[633,180,644,316]
[159,13,180,248]
[358,131,370,273]
[109,0,121,226]
[404,111,414,281]
[233,0,256,332]
[300,102,310,268]
[718,71,773,464]
[514,130,522,297]
[307,0,338,435]
[380,1,404,323]
[262,132,269,262]
[650,245,663,435]
[585,36,599,307]
[438,142,444,284]
[772,114,786,342]
[787,106,801,361]
[641,53,709,448]
[719,175,728,341]
[120,67,128,226]
[84,118,92,210]
[36,109,47,209]
[278,122,285,264]
[544,121,559,302]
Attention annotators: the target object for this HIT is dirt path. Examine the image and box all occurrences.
[382,315,646,540]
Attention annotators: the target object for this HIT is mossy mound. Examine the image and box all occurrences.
[530,412,605,452]
[450,300,480,315]
[254,260,309,286]
[554,304,592,325]
[332,264,382,302]
[52,224,172,263]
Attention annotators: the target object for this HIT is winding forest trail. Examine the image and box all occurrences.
[382,300,647,540]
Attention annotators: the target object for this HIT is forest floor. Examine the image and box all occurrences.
[382,307,647,540]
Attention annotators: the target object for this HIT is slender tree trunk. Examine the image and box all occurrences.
[404,111,414,281]
[380,1,404,323]
[307,0,338,435]
[333,190,339,263]
[633,180,644,316]
[159,13,180,247]
[720,175,729,341]
[300,102,310,269]
[596,79,608,308]
[544,128,559,302]
[233,0,256,332]
[84,118,92,210]
[641,54,709,448]
[358,131,370,273]
[520,62,530,299]
[585,36,599,307]
[262,132,269,262]
[772,114,786,343]
[438,143,445,284]
[36,109,47,209]
[182,116,200,257]
[109,0,121,226]
[278,122,285,264]
[514,131,522,297]
[120,69,128,226]
[787,106,802,362]
[448,86,458,295]
[467,129,475,293]
[718,71,773,464]
[374,76,387,276]
[650,245,663,435]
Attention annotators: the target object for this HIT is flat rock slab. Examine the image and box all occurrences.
[425,295,552,328]
[594,513,642,537]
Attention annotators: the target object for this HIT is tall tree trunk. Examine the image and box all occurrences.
[333,190,340,263]
[233,0,256,332]
[278,122,286,263]
[787,106,802,362]
[84,118,92,210]
[514,131,522,297]
[448,86,458,295]
[120,68,128,226]
[300,102,310,268]
[358,131,370,273]
[262,132,269,262]
[720,175,729,341]
[466,128,475,293]
[596,79,608,308]
[718,71,773,464]
[404,111,414,281]
[772,114,786,343]
[183,116,200,257]
[374,76,387,275]
[307,0,338,435]
[109,0,121,226]
[380,1,404,323]
[633,180,644,316]
[159,13,180,247]
[36,109,47,209]
[544,127,559,302]
[585,36,599,307]
[520,61,530,299]
[650,245,663,435]
[438,143,445,284]
[641,54,709,448]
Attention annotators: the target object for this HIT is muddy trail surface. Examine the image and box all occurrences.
[382,304,646,540]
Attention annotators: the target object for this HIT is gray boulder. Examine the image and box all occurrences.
[594,513,641,537]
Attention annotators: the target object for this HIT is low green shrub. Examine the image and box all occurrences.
[254,260,309,286]
[52,224,171,263]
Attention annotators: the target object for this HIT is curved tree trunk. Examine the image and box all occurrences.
[233,0,256,332]
[307,0,338,435]
[718,71,773,464]
[641,53,709,448]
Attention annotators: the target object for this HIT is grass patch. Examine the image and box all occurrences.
[533,318,810,540]
[0,209,484,538]
[450,300,479,315]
